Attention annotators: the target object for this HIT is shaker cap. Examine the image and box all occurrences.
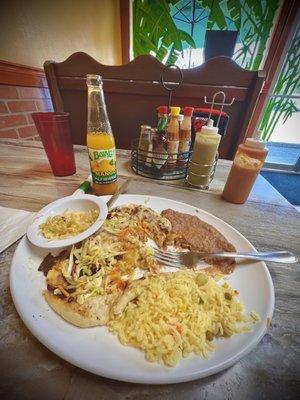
[245,138,266,149]
[157,106,168,115]
[184,107,194,116]
[200,119,219,135]
[170,106,181,116]
[245,131,266,149]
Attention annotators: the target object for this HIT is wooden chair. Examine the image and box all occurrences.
[44,52,265,159]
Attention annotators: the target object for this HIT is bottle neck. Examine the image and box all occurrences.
[181,115,191,130]
[87,85,112,134]
[169,115,179,126]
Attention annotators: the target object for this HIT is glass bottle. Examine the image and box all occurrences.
[86,74,117,195]
[138,125,153,166]
[178,106,193,166]
[166,106,180,165]
[152,106,168,170]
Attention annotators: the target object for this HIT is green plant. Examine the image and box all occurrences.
[197,0,280,70]
[133,0,280,70]
[132,0,196,64]
[233,0,280,70]
[260,27,300,141]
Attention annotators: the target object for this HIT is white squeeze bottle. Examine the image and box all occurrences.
[187,119,221,188]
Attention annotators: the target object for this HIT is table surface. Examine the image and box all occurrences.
[0,139,299,400]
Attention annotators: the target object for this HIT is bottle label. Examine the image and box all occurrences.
[152,145,168,169]
[178,139,191,161]
[167,140,179,164]
[88,147,117,184]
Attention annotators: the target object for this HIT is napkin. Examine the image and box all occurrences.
[0,206,34,253]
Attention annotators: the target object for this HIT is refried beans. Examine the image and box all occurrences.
[161,209,236,274]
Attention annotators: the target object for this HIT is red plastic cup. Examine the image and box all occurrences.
[32,112,76,176]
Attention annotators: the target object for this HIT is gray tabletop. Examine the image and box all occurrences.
[0,140,299,399]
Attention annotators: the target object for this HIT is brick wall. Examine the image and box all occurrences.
[0,84,53,140]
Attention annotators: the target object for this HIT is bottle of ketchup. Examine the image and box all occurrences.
[222,132,268,204]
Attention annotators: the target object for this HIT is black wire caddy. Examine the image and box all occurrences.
[131,137,192,180]
[131,63,188,180]
[130,64,236,184]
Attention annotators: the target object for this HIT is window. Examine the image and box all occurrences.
[261,23,300,171]
[131,0,282,70]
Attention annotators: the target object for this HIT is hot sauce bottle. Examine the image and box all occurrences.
[178,106,194,166]
[222,132,268,204]
[166,106,180,165]
[86,74,117,195]
[152,106,168,170]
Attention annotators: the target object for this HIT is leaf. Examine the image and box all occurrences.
[178,29,196,48]
[197,0,227,30]
[166,46,180,65]
[133,0,195,64]
[227,0,242,30]
[282,101,297,123]
[245,0,263,20]
[156,44,169,61]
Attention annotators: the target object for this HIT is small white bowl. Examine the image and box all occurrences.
[27,194,108,249]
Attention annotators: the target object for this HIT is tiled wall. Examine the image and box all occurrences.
[0,85,53,140]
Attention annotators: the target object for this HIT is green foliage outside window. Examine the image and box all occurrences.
[132,0,280,70]
[259,27,300,140]
[132,0,196,64]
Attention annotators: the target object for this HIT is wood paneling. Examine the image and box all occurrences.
[44,52,265,159]
[0,60,47,88]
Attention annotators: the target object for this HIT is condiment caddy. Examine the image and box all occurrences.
[132,96,227,183]
[132,67,235,187]
[132,104,194,180]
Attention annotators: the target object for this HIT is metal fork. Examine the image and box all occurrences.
[153,248,298,268]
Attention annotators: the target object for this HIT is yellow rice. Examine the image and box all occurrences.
[109,271,258,367]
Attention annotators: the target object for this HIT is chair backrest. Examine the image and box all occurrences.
[44,52,265,159]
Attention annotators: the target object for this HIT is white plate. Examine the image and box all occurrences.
[26,194,108,249]
[10,194,274,384]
